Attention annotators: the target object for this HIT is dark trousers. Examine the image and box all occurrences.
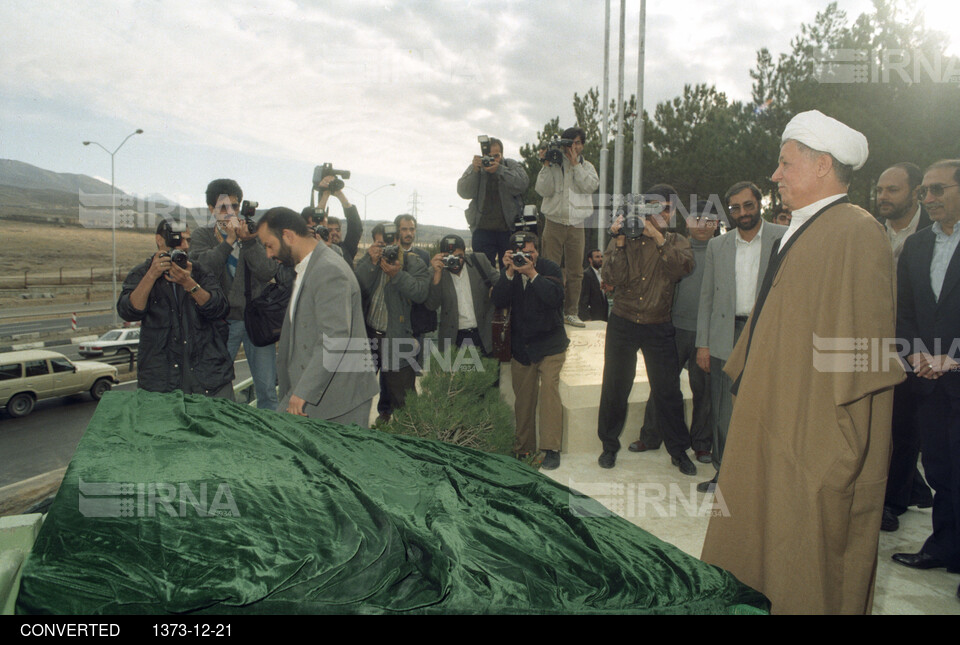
[368,328,417,416]
[639,327,711,452]
[709,317,747,470]
[918,383,960,569]
[885,377,933,513]
[472,229,512,269]
[597,314,691,458]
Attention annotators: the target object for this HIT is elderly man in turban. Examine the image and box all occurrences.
[700,110,905,614]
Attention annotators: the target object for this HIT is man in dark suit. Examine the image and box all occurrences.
[256,207,378,427]
[578,249,609,322]
[876,162,935,531]
[892,159,960,601]
[424,235,499,356]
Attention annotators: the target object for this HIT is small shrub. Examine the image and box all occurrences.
[379,357,515,455]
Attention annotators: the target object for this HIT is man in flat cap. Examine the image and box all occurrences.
[700,110,905,614]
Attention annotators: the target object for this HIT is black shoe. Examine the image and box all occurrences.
[697,474,718,493]
[891,551,947,570]
[541,450,561,470]
[672,453,697,476]
[695,450,712,464]
[880,506,899,532]
[598,450,617,469]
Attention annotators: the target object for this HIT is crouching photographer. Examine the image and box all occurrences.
[118,219,234,399]
[491,232,569,470]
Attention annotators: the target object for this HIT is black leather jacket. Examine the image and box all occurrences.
[117,257,234,395]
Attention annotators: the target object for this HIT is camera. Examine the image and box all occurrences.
[478,135,497,168]
[619,201,664,239]
[510,232,532,267]
[381,223,400,264]
[159,249,189,274]
[443,255,463,271]
[514,204,538,233]
[542,136,574,166]
[240,200,259,234]
[161,220,188,249]
[313,163,351,193]
[314,224,330,242]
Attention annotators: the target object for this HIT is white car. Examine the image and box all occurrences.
[78,328,140,360]
[0,350,119,418]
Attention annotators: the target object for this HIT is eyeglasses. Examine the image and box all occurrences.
[918,183,959,200]
[216,202,241,214]
[728,201,757,213]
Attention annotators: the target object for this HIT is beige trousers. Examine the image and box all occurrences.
[511,352,566,453]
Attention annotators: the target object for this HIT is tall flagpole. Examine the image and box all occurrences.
[599,0,612,250]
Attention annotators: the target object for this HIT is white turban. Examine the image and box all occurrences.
[781,110,869,171]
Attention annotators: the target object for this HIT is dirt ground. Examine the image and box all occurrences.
[0,220,160,309]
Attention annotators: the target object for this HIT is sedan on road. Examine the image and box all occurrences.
[78,328,140,360]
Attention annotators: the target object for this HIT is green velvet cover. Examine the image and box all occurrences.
[17,390,768,614]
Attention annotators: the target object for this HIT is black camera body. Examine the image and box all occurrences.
[160,249,189,274]
[619,201,664,239]
[478,134,496,167]
[313,163,351,193]
[543,137,574,166]
[240,200,259,234]
[314,225,330,242]
[381,223,400,264]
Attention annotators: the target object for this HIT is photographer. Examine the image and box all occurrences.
[595,186,696,476]
[189,178,279,410]
[425,234,499,355]
[299,206,345,259]
[536,126,600,328]
[491,232,569,470]
[314,173,363,264]
[354,223,430,422]
[457,136,530,268]
[118,220,233,399]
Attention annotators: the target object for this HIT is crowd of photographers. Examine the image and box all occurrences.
[111,130,792,479]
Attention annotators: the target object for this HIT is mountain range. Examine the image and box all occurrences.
[0,158,468,242]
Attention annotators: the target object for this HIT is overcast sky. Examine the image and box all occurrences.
[1,0,956,228]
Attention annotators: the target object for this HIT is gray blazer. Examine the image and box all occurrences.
[277,242,378,419]
[696,221,787,361]
[424,253,499,354]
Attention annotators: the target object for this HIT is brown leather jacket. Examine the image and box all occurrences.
[601,233,694,325]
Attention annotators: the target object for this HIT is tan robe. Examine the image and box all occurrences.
[700,202,905,614]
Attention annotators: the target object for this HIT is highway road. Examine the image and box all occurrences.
[0,359,255,490]
[0,311,117,339]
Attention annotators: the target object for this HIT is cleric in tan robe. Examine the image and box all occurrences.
[700,110,905,614]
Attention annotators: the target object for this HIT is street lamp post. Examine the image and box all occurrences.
[83,129,144,325]
[345,183,396,223]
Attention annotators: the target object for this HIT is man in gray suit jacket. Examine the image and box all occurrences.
[424,235,499,356]
[256,207,378,427]
[695,182,787,492]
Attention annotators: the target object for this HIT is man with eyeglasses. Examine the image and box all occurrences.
[701,110,904,614]
[688,182,786,493]
[189,178,280,410]
[892,159,960,601]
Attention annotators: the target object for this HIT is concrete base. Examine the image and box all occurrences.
[499,320,692,455]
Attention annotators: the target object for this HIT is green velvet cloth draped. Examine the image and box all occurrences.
[17,390,767,614]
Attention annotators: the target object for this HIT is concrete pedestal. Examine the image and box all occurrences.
[499,320,692,454]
